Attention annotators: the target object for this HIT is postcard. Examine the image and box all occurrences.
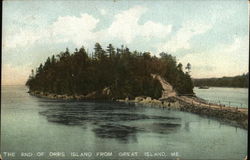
[1,0,248,160]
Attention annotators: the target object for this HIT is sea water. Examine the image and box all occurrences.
[1,85,247,159]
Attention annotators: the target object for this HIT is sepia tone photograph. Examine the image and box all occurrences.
[1,0,248,159]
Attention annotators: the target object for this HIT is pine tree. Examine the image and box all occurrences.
[106,44,116,59]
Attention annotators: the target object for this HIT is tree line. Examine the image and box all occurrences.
[26,43,194,99]
[193,73,249,88]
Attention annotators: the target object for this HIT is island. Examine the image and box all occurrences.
[26,43,248,129]
[26,43,194,100]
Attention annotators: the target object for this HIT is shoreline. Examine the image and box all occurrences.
[194,86,248,89]
[29,91,248,130]
[119,96,248,130]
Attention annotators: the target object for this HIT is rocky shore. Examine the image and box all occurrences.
[29,89,111,100]
[29,90,248,130]
[118,96,248,130]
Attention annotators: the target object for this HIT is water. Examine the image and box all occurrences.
[194,87,248,108]
[1,86,248,160]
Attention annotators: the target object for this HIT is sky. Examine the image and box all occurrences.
[2,0,249,85]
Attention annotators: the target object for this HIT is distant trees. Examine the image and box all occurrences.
[193,73,249,88]
[26,43,194,99]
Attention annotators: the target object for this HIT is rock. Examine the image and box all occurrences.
[151,99,162,105]
[47,94,56,99]
[140,97,152,104]
[35,91,40,95]
[75,95,82,100]
[57,95,63,99]
[135,96,145,102]
[61,95,67,99]
[102,87,111,95]
[65,95,73,100]
[117,99,125,102]
[85,91,97,98]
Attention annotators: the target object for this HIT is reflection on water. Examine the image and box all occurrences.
[184,122,190,132]
[93,123,138,142]
[1,86,248,160]
[38,100,181,142]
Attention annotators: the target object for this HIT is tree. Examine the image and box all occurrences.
[177,63,183,72]
[107,44,116,59]
[31,69,35,77]
[37,64,44,75]
[94,43,106,60]
[185,63,191,74]
[26,43,194,99]
[51,55,56,65]
[44,57,51,70]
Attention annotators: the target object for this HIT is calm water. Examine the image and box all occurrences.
[194,87,248,108]
[1,86,248,160]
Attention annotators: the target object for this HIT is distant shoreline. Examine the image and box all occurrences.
[193,73,249,88]
[194,86,248,89]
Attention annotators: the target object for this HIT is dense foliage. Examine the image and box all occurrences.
[193,73,249,88]
[26,43,194,99]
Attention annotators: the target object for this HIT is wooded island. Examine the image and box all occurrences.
[26,43,193,99]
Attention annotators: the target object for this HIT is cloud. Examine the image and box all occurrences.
[49,14,99,46]
[2,14,49,49]
[2,6,174,85]
[3,28,42,49]
[4,6,171,50]
[179,35,249,78]
[107,6,172,43]
[3,13,100,49]
[140,21,172,39]
[107,6,147,43]
[99,9,107,15]
[157,21,212,53]
[2,64,32,85]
